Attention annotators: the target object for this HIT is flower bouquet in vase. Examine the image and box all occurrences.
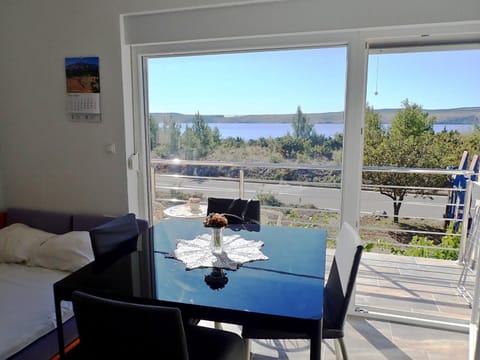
[203,213,228,254]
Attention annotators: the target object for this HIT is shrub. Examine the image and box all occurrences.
[257,192,283,207]
[389,223,460,260]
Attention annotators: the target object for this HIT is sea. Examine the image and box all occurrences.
[176,123,475,140]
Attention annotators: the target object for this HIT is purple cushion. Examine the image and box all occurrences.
[72,214,116,231]
[6,208,72,235]
[135,218,149,233]
[73,214,148,232]
[5,208,149,234]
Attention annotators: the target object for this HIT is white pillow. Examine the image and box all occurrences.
[0,223,54,263]
[30,231,94,272]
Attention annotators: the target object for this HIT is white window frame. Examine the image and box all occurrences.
[124,18,480,226]
[127,32,367,229]
[121,15,480,331]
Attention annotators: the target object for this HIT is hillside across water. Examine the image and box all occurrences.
[151,107,480,125]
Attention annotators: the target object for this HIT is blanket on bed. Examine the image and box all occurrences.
[0,264,74,360]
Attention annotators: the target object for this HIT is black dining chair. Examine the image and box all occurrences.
[241,222,364,360]
[89,213,140,260]
[207,197,261,225]
[67,290,245,360]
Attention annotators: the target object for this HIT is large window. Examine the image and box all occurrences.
[359,46,480,322]
[145,47,347,230]
[362,47,480,228]
[147,47,347,160]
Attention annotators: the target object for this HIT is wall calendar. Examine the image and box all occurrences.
[65,56,101,121]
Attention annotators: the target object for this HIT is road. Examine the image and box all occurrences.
[155,175,448,220]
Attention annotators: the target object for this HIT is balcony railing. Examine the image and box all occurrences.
[150,158,478,257]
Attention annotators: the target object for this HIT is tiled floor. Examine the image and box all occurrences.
[203,252,475,359]
[355,252,473,324]
[246,317,469,359]
[202,317,469,359]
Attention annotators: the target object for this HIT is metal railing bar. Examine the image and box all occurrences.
[155,174,463,193]
[156,173,341,189]
[363,166,475,176]
[364,242,459,252]
[361,200,453,208]
[152,158,342,170]
[360,216,455,224]
[361,226,454,237]
[152,159,476,176]
[245,178,341,188]
[157,182,453,207]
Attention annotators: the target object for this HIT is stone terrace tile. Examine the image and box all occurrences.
[202,251,473,359]
[244,317,469,359]
[355,252,472,322]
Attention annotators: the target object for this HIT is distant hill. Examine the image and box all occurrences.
[151,107,480,125]
[374,107,480,124]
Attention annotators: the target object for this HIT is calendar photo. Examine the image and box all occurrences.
[65,56,100,93]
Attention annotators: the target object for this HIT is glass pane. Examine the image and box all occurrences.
[146,47,347,239]
[360,48,480,323]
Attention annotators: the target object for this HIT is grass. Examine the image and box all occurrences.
[360,215,447,244]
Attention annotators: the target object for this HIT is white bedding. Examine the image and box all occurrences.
[0,263,73,360]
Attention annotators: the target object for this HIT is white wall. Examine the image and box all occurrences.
[0,0,478,215]
[0,173,4,210]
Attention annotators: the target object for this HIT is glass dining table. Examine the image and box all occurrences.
[54,218,327,359]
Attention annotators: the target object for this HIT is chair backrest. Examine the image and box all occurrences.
[323,222,363,331]
[71,290,189,359]
[89,213,140,259]
[207,197,260,224]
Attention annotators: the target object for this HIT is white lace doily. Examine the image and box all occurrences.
[170,233,269,270]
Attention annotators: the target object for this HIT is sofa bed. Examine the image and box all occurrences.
[0,207,148,360]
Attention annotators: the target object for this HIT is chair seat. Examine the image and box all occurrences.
[186,325,245,360]
[70,291,244,360]
[64,325,244,360]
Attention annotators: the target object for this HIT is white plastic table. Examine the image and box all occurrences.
[163,204,207,219]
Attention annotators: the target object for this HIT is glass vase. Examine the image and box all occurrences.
[211,227,224,255]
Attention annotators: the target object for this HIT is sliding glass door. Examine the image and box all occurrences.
[143,47,348,237]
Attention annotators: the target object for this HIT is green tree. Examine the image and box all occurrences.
[181,126,200,159]
[166,117,181,155]
[278,135,310,159]
[363,105,385,148]
[161,116,181,155]
[389,100,434,138]
[292,106,315,140]
[460,127,480,158]
[363,100,451,223]
[192,111,210,153]
[151,116,182,158]
[149,116,159,150]
[180,112,221,159]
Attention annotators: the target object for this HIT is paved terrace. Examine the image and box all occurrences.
[355,251,473,323]
[203,252,474,359]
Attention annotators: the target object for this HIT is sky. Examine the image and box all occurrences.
[65,56,99,66]
[147,47,480,115]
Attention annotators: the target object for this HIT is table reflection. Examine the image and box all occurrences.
[204,267,229,290]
